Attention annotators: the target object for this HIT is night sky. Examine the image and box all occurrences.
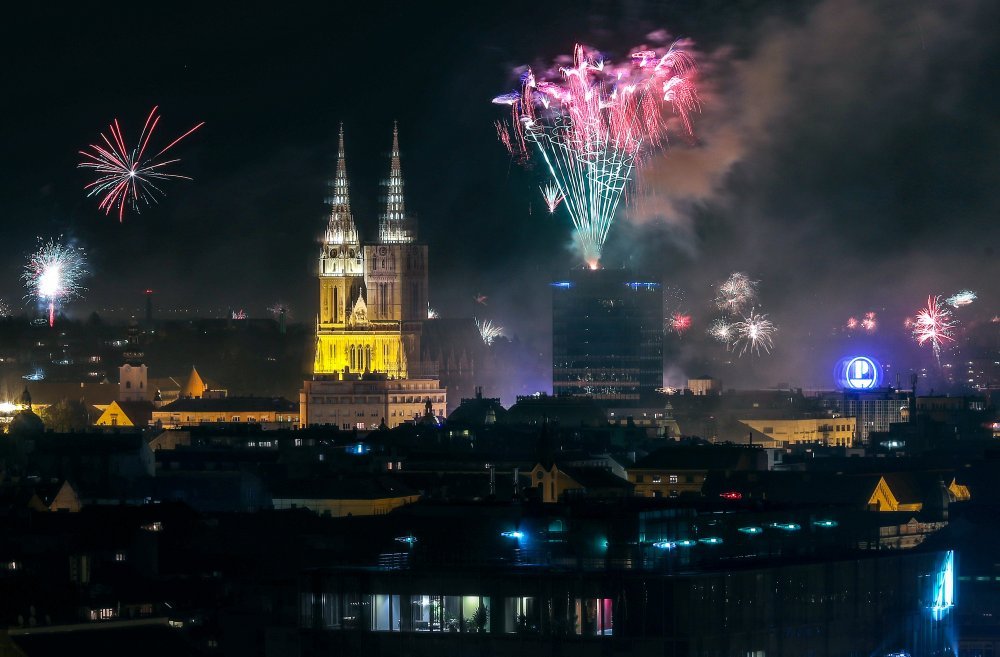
[2,0,997,390]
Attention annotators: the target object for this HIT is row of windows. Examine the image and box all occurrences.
[303,594,613,636]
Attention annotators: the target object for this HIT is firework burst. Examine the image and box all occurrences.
[23,238,88,327]
[732,310,776,357]
[714,272,758,315]
[945,290,976,308]
[267,302,292,319]
[427,306,439,320]
[475,317,504,346]
[912,295,955,365]
[669,312,692,335]
[861,311,877,333]
[540,183,565,214]
[708,318,734,344]
[495,39,698,267]
[78,106,204,222]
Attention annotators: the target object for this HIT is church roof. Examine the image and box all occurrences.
[324,123,359,246]
[180,366,207,399]
[379,122,415,243]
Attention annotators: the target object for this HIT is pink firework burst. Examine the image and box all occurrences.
[79,106,204,222]
[861,311,877,333]
[912,295,956,365]
[670,312,692,335]
[494,39,698,267]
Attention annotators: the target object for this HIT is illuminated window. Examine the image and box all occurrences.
[669,475,679,484]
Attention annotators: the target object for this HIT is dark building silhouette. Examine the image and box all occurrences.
[552,269,663,406]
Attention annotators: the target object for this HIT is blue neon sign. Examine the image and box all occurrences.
[837,356,881,390]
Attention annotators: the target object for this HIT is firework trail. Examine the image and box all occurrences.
[945,290,976,308]
[22,238,88,327]
[912,295,955,366]
[475,317,504,346]
[708,318,734,344]
[78,106,204,222]
[669,312,692,335]
[733,310,776,357]
[714,272,757,315]
[495,40,698,267]
[540,183,565,214]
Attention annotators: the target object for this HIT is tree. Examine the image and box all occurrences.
[40,399,90,432]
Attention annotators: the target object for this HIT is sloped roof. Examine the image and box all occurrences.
[159,396,296,413]
[271,475,417,501]
[559,465,633,490]
[111,401,155,426]
[632,445,760,471]
[180,366,207,398]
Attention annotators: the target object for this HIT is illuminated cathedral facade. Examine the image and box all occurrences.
[302,124,446,429]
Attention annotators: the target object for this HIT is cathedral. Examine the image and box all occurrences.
[301,124,446,429]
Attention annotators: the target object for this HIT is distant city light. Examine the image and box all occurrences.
[652,540,676,550]
[675,539,697,547]
[500,530,524,539]
[770,523,801,532]
[699,537,724,545]
[22,369,45,381]
[395,535,418,545]
[738,526,763,535]
[719,491,743,500]
[813,520,838,528]
[929,550,955,621]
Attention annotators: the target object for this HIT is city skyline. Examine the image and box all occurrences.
[0,0,996,392]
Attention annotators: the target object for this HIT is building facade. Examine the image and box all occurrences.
[739,417,857,447]
[822,389,912,445]
[552,270,663,406]
[303,124,444,427]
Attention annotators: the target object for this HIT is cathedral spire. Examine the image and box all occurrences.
[379,121,415,243]
[324,123,359,245]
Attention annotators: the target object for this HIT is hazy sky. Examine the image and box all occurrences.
[2,0,997,390]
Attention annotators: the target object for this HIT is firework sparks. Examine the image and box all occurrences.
[267,302,292,319]
[495,40,698,267]
[861,311,877,333]
[708,318,734,344]
[733,310,776,357]
[669,312,692,335]
[475,317,504,346]
[23,238,88,327]
[714,272,758,315]
[78,106,204,222]
[232,309,247,320]
[427,306,439,319]
[540,183,565,214]
[912,295,956,365]
[0,300,10,318]
[945,290,976,308]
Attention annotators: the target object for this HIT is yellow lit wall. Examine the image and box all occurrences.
[313,332,408,378]
[740,417,856,447]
